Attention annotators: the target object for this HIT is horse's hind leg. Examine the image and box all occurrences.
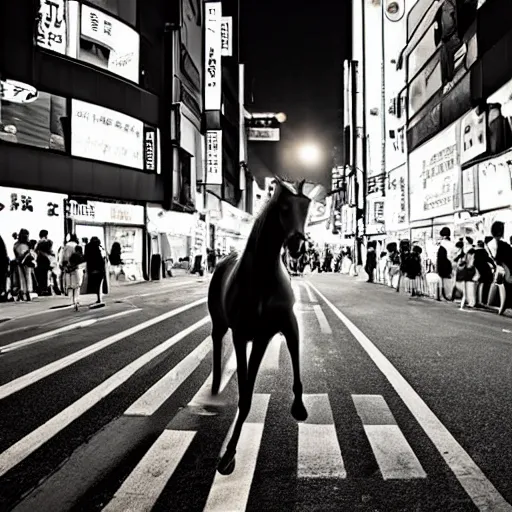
[282,312,308,421]
[211,322,228,395]
[218,335,269,475]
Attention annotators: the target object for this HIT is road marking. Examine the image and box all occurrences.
[298,394,346,479]
[123,280,199,300]
[313,304,332,334]
[302,281,317,303]
[292,282,301,303]
[0,309,141,354]
[125,336,212,416]
[0,316,210,478]
[204,394,270,512]
[308,281,512,511]
[0,297,207,401]
[260,335,282,371]
[353,395,426,480]
[101,430,196,512]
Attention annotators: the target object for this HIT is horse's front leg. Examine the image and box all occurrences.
[217,333,270,475]
[282,311,308,421]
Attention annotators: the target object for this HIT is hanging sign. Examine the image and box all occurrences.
[204,2,222,111]
[221,17,232,56]
[0,80,39,104]
[460,107,487,165]
[205,130,223,185]
[36,0,67,55]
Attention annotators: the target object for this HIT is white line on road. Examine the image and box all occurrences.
[101,430,196,512]
[260,335,282,371]
[0,297,207,401]
[0,309,141,354]
[122,280,200,300]
[352,395,426,480]
[125,336,212,416]
[302,281,317,303]
[204,394,270,512]
[298,394,346,479]
[313,305,332,334]
[0,316,210,478]
[308,281,512,511]
[292,282,301,303]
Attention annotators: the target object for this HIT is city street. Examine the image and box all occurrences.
[0,274,511,511]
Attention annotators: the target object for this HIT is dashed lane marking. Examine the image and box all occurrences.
[302,281,317,303]
[353,395,426,480]
[0,309,141,354]
[0,297,207,401]
[203,394,270,512]
[313,304,332,334]
[308,281,512,511]
[0,317,210,478]
[298,394,346,479]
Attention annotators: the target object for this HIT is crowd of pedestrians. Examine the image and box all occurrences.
[0,229,114,311]
[365,221,512,315]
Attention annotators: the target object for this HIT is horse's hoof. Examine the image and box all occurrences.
[217,451,236,475]
[291,401,308,421]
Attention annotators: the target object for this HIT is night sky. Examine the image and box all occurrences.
[241,0,351,189]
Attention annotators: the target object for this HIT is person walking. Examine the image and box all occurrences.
[0,235,9,302]
[436,227,456,300]
[13,229,35,301]
[85,237,108,307]
[364,242,377,283]
[473,238,495,306]
[60,235,84,311]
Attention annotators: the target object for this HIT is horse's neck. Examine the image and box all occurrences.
[242,211,284,274]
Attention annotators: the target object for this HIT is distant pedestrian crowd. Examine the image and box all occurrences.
[363,221,512,315]
[0,229,126,310]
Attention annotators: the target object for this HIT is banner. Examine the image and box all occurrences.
[80,4,140,82]
[71,99,144,169]
[409,121,460,222]
[36,0,67,55]
[385,165,407,231]
[36,1,140,84]
[221,17,232,56]
[460,108,486,165]
[204,2,222,110]
[0,79,66,151]
[205,130,223,185]
[66,199,144,225]
[478,152,512,211]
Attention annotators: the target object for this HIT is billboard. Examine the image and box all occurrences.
[247,127,280,141]
[36,0,140,83]
[204,2,222,111]
[0,79,67,152]
[205,130,223,185]
[221,17,232,57]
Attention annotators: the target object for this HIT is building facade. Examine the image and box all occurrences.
[346,0,512,265]
[1,0,254,282]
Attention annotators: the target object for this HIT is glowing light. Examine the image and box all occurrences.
[298,144,321,165]
[275,112,287,123]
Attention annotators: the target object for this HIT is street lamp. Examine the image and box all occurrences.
[298,143,321,166]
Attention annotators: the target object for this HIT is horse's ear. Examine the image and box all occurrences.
[297,179,306,194]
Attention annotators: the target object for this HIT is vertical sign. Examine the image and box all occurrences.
[36,0,67,55]
[143,127,156,172]
[204,2,222,111]
[206,130,223,185]
[221,17,232,57]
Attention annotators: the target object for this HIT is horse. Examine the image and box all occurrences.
[207,176,311,475]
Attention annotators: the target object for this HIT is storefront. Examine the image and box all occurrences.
[214,201,253,254]
[146,206,195,265]
[0,186,67,258]
[67,199,145,281]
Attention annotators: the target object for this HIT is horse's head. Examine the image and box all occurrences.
[273,176,311,259]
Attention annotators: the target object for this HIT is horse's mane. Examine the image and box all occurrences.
[242,195,278,257]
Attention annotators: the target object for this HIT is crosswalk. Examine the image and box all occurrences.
[0,280,508,511]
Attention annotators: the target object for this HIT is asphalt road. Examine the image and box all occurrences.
[0,273,511,511]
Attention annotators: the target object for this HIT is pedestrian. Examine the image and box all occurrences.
[13,229,35,301]
[364,241,377,283]
[0,235,9,302]
[85,236,108,307]
[61,236,84,311]
[386,242,400,288]
[108,241,123,281]
[35,230,53,296]
[473,238,495,307]
[406,245,423,297]
[458,237,478,309]
[436,227,455,300]
[395,239,411,293]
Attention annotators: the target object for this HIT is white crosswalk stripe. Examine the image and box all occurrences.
[298,394,346,478]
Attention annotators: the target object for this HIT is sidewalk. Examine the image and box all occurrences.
[0,272,207,323]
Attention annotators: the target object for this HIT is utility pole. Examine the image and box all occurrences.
[351,60,361,265]
[361,0,368,255]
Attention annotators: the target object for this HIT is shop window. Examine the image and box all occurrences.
[87,0,137,26]
[0,79,68,152]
